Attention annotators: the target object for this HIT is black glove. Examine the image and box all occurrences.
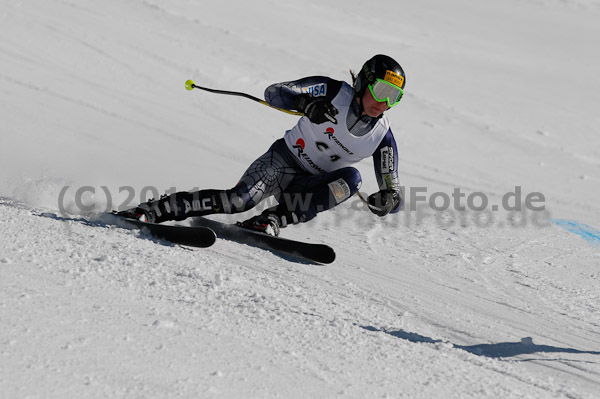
[294,94,338,124]
[367,189,402,217]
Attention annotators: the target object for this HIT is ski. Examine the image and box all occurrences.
[102,213,217,248]
[191,217,336,264]
[40,212,332,261]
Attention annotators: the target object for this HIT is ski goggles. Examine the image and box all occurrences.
[368,79,404,107]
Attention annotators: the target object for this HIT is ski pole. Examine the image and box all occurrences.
[185,79,304,116]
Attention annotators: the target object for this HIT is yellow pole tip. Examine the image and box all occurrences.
[185,80,195,91]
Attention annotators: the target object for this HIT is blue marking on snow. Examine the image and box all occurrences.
[551,219,600,247]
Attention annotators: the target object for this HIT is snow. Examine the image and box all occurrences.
[1,0,600,398]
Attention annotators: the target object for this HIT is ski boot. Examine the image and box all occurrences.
[115,202,156,223]
[238,213,281,237]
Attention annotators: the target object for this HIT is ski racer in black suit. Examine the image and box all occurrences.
[120,54,406,236]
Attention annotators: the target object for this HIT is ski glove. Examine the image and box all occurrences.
[294,94,338,124]
[367,189,403,217]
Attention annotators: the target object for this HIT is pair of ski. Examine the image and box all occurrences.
[105,213,336,264]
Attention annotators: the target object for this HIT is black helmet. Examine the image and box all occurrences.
[354,54,406,98]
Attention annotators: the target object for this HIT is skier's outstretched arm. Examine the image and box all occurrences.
[264,77,343,124]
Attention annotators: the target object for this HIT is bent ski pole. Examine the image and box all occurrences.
[185,79,303,116]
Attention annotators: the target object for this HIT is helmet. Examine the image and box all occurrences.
[354,54,406,99]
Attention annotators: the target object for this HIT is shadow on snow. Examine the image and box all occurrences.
[361,326,600,359]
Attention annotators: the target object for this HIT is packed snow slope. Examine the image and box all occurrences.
[2,0,600,398]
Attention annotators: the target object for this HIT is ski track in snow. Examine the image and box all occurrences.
[2,0,600,397]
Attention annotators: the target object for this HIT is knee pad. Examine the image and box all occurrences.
[327,168,362,204]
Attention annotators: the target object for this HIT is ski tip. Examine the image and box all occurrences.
[185,79,195,91]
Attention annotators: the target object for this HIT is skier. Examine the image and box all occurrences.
[119,54,405,236]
